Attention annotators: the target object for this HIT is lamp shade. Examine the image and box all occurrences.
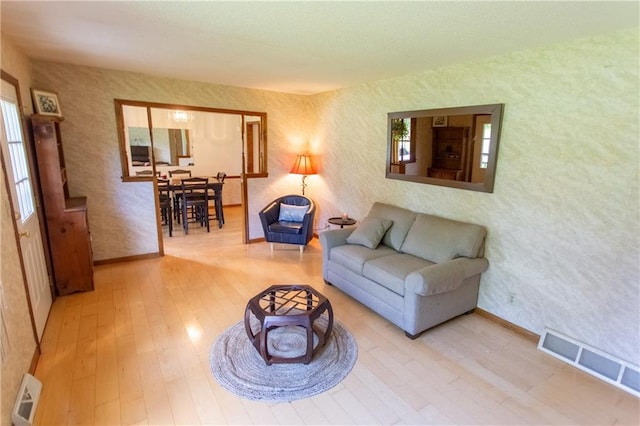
[290,154,317,175]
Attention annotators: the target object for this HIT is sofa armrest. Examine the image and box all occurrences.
[319,228,354,281]
[300,202,316,241]
[319,228,353,250]
[259,201,280,225]
[405,257,489,296]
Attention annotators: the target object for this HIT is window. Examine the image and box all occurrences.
[391,118,415,164]
[480,123,492,169]
[0,98,35,223]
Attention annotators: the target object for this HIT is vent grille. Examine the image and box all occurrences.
[538,328,639,397]
[12,374,42,426]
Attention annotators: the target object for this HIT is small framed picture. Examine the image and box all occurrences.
[432,116,447,127]
[31,89,63,117]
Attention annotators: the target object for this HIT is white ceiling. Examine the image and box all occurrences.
[1,1,637,95]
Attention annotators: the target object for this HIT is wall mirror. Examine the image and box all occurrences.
[115,99,268,181]
[386,103,503,193]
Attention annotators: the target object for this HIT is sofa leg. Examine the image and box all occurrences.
[324,280,333,286]
[270,243,274,254]
[405,331,422,340]
[299,245,304,254]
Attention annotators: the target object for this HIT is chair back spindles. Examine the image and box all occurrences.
[168,169,192,223]
[180,177,210,234]
[169,169,192,178]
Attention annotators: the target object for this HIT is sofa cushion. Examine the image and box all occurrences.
[330,244,396,275]
[346,217,393,249]
[269,221,303,234]
[401,213,487,263]
[363,253,434,296]
[367,202,417,251]
[278,203,309,222]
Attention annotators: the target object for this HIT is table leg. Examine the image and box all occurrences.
[304,318,313,364]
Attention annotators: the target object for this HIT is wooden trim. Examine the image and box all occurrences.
[153,178,164,256]
[29,346,41,373]
[241,156,249,245]
[114,98,266,117]
[93,252,161,265]
[475,307,540,342]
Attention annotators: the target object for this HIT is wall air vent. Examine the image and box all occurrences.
[11,374,42,426]
[538,328,639,397]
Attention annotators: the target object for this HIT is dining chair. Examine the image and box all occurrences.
[157,178,173,237]
[169,169,192,223]
[211,171,226,227]
[169,169,192,178]
[180,177,209,234]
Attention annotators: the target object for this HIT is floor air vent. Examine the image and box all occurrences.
[538,328,639,397]
[11,373,42,426]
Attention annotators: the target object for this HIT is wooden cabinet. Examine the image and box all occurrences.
[427,168,462,180]
[30,115,93,296]
[428,126,469,181]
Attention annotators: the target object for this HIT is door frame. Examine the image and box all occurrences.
[115,100,267,250]
[1,70,55,346]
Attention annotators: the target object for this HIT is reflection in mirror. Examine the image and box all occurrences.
[115,99,268,181]
[387,103,503,193]
[128,127,191,166]
[244,115,263,174]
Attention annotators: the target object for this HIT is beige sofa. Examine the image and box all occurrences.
[320,202,489,338]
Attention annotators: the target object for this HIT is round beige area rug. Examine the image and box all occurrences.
[210,318,357,402]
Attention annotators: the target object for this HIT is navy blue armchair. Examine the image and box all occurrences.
[259,195,316,253]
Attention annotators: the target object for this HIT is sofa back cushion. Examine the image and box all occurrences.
[346,217,393,249]
[367,202,417,251]
[400,213,487,263]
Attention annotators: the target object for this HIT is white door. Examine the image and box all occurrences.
[0,77,52,340]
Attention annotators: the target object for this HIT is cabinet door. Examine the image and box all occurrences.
[49,208,93,295]
[432,127,469,179]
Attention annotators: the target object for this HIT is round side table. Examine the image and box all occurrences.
[328,217,356,228]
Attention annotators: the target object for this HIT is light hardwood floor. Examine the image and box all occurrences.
[33,206,639,425]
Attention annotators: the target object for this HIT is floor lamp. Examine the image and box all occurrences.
[290,154,317,195]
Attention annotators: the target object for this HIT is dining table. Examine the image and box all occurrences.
[165,177,225,229]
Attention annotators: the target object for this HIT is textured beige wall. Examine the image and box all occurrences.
[311,27,639,364]
[29,27,638,365]
[31,63,312,260]
[0,36,38,426]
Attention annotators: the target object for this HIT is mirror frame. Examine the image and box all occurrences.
[386,103,503,193]
[114,99,268,182]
